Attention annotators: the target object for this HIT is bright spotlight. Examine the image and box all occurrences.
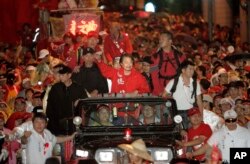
[145,2,155,13]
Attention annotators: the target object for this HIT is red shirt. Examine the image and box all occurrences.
[104,33,133,62]
[151,50,186,95]
[97,62,149,94]
[188,123,212,161]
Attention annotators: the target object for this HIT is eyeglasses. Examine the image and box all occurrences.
[225,118,237,123]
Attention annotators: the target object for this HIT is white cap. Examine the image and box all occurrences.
[217,68,227,76]
[39,49,49,59]
[224,109,237,119]
[203,94,213,103]
[26,65,36,71]
[219,97,234,106]
[22,78,30,85]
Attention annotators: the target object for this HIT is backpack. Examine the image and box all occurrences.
[154,47,183,85]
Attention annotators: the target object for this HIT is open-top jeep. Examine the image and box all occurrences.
[72,95,183,163]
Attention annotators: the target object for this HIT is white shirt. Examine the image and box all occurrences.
[26,129,57,164]
[203,109,223,132]
[207,124,250,163]
[165,76,201,110]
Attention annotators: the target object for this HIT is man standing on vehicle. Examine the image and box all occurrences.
[72,47,109,97]
[163,60,203,129]
[104,22,133,66]
[151,31,186,96]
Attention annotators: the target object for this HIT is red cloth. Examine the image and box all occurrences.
[0,0,18,44]
[151,50,186,95]
[187,123,212,161]
[103,33,133,62]
[97,62,150,94]
[6,112,32,130]
[0,0,58,44]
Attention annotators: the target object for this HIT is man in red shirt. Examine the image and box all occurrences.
[151,31,186,96]
[95,53,149,96]
[104,22,133,66]
[176,107,212,162]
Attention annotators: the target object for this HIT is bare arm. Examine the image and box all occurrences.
[196,94,203,115]
[186,143,211,159]
[56,132,76,144]
[176,135,206,147]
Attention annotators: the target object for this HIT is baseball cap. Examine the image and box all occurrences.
[38,49,49,59]
[58,65,72,74]
[26,65,36,71]
[142,56,153,64]
[219,98,234,106]
[32,106,44,115]
[203,94,213,103]
[22,78,31,85]
[188,107,201,117]
[82,47,95,56]
[224,109,237,119]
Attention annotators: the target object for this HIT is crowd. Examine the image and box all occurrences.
[0,10,250,164]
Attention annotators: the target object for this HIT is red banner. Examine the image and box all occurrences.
[63,13,100,35]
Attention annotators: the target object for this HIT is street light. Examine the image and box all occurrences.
[145,2,155,12]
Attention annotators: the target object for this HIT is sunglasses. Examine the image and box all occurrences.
[225,118,237,123]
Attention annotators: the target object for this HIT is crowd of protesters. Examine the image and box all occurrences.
[0,10,250,163]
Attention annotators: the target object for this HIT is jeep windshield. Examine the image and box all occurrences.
[79,96,177,127]
[74,96,182,163]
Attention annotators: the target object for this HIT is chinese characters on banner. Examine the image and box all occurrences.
[63,13,100,35]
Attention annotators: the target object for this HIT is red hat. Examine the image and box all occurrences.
[6,112,32,130]
[87,31,98,39]
[75,31,86,37]
[208,86,222,94]
[188,107,201,117]
[63,32,74,39]
[244,65,250,72]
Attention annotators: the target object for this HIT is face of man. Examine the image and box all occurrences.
[225,118,237,130]
[142,105,155,119]
[159,34,172,48]
[14,100,26,112]
[121,57,133,72]
[87,37,98,48]
[128,153,143,164]
[97,108,110,123]
[33,117,47,134]
[218,73,228,85]
[228,87,239,99]
[182,65,195,78]
[189,113,202,126]
[32,98,42,107]
[59,73,71,84]
[220,103,232,114]
[142,62,150,73]
[82,53,94,67]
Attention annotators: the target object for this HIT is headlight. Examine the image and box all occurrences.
[99,151,113,162]
[154,150,169,161]
[95,148,123,163]
[174,115,182,124]
[76,149,89,158]
[149,148,173,163]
